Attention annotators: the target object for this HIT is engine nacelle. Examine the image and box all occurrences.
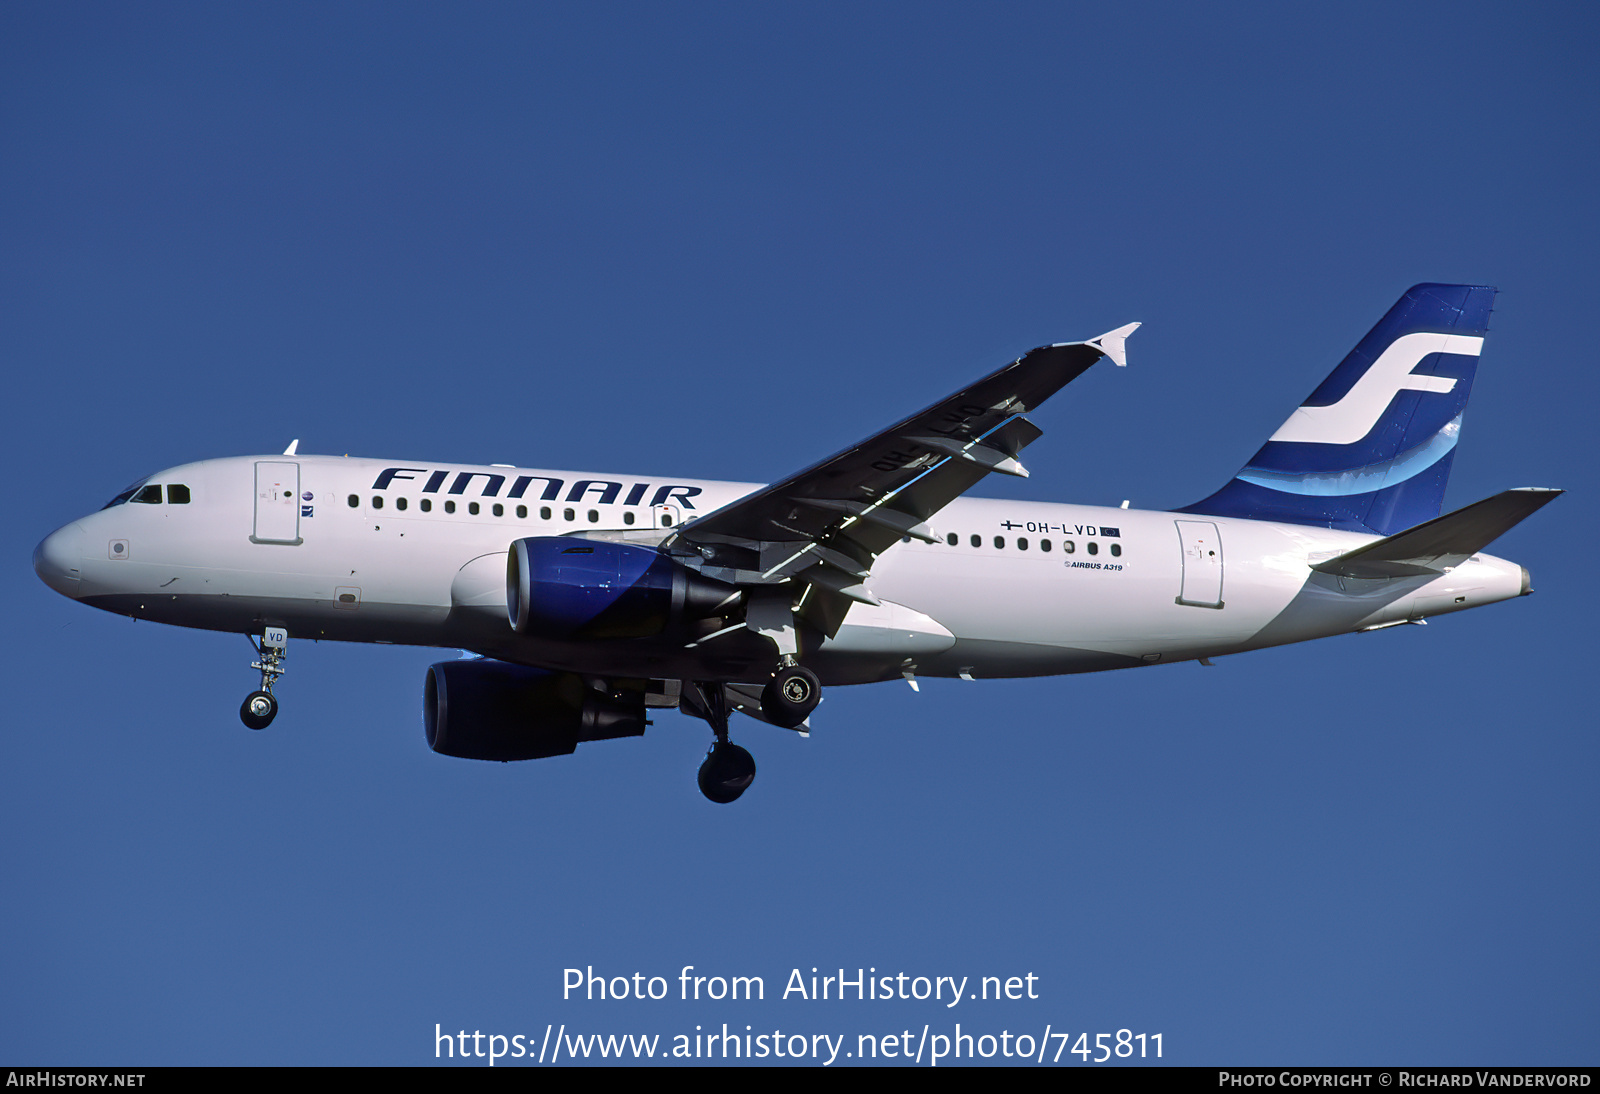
[506,537,735,639]
[423,658,646,761]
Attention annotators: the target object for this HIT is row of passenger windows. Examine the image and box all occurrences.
[348,495,667,525]
[343,492,1107,553]
[943,531,1121,556]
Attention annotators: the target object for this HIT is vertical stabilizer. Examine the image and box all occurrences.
[1179,283,1496,535]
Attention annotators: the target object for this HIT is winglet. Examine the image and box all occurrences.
[1084,322,1140,367]
[283,439,300,456]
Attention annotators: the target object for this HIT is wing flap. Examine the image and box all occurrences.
[790,497,939,543]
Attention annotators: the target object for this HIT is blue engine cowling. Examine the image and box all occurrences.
[506,537,736,640]
[423,658,646,761]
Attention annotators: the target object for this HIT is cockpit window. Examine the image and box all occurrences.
[102,478,189,508]
[102,479,150,509]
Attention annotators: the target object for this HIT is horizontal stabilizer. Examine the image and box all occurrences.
[1311,488,1562,579]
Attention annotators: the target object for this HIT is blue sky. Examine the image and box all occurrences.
[4,1,1596,1066]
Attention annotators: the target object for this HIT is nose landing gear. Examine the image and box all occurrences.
[240,627,287,730]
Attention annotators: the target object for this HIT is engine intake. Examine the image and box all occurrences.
[423,659,646,761]
[506,537,734,639]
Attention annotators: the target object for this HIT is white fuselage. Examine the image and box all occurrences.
[35,454,1530,687]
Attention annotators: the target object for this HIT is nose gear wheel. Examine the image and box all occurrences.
[240,690,277,730]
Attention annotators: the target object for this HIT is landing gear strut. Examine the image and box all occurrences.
[683,681,756,804]
[241,627,287,730]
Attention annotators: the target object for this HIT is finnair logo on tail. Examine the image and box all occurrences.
[1269,332,1482,445]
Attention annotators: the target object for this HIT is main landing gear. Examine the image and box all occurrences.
[699,741,756,804]
[744,595,824,729]
[681,662,823,803]
[761,661,821,728]
[240,626,287,730]
[683,681,756,804]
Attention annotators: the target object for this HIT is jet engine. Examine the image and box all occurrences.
[506,537,735,640]
[423,658,646,761]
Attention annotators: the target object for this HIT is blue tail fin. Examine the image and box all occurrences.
[1179,283,1496,536]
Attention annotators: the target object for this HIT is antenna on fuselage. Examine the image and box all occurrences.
[282,439,300,456]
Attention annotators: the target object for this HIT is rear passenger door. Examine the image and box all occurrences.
[1174,519,1223,608]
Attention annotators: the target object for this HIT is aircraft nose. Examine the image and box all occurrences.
[34,521,86,598]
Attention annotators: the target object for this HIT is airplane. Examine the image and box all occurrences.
[33,283,1560,803]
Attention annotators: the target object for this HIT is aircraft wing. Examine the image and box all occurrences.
[664,324,1137,637]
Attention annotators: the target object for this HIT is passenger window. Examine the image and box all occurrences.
[444,500,456,514]
[1110,543,1122,557]
[347,494,359,508]
[371,496,383,510]
[516,505,528,519]
[564,508,575,521]
[469,502,480,515]
[1087,541,1099,555]
[1064,540,1075,553]
[624,511,635,525]
[540,507,552,520]
[946,533,958,546]
[493,503,504,517]
[166,484,191,504]
[993,536,1005,549]
[420,499,432,513]
[588,509,599,523]
[660,513,673,526]
[396,497,407,511]
[133,485,163,504]
[1018,538,1028,551]
[1040,539,1052,553]
[970,534,981,547]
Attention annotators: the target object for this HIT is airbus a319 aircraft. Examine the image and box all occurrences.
[34,284,1559,802]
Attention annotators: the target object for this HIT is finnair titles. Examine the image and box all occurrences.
[34,284,1559,802]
